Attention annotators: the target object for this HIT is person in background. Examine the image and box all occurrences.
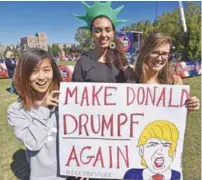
[5,51,17,94]
[7,49,67,180]
[72,1,132,83]
[127,32,200,112]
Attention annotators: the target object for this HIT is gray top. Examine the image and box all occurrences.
[8,101,66,180]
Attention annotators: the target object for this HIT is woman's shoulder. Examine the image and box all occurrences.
[8,100,51,120]
[78,52,91,62]
[75,52,93,67]
[8,100,23,112]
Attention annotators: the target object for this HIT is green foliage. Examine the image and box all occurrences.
[12,46,21,59]
[183,2,201,61]
[74,28,92,52]
[3,46,12,57]
[48,44,61,57]
[63,46,71,55]
[121,20,154,38]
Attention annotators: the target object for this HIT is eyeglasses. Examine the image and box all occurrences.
[150,51,171,60]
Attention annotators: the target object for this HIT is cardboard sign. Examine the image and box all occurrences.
[59,83,189,179]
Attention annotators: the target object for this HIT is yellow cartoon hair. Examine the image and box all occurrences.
[137,120,179,167]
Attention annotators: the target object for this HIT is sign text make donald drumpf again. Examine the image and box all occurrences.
[59,82,189,179]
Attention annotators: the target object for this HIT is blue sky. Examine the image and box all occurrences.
[0,1,195,45]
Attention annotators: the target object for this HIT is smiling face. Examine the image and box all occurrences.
[140,138,173,173]
[29,58,53,99]
[145,42,171,73]
[92,17,115,50]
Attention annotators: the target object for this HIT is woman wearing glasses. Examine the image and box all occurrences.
[128,32,200,111]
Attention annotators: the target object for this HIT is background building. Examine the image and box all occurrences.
[20,32,48,51]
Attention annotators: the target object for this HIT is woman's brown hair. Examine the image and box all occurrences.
[14,49,62,110]
[134,32,174,84]
[91,15,128,69]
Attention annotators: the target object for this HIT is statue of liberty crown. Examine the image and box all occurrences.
[73,1,127,29]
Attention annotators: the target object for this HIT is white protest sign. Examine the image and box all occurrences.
[59,82,189,179]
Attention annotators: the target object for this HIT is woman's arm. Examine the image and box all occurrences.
[173,75,200,112]
[186,96,200,112]
[8,102,51,151]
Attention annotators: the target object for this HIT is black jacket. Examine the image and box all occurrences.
[72,52,132,83]
[5,58,16,78]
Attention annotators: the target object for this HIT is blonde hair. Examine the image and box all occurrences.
[134,33,175,84]
[137,120,179,167]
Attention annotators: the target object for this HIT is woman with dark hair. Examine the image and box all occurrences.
[72,2,132,179]
[72,1,131,83]
[7,49,67,179]
[128,32,200,111]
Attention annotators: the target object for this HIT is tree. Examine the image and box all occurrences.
[48,45,53,56]
[74,28,92,52]
[12,45,21,59]
[50,44,60,57]
[183,2,201,61]
[4,46,12,57]
[63,46,71,55]
[120,20,154,38]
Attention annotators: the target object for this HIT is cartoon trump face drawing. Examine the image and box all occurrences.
[124,120,181,180]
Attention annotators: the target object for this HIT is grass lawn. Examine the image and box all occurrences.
[56,60,76,66]
[0,76,201,180]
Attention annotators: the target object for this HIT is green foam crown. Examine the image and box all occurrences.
[74,1,127,29]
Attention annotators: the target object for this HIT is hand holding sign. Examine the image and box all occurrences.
[42,90,60,107]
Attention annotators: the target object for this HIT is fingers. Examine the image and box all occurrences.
[48,96,59,107]
[50,90,61,98]
[50,90,61,94]
[42,90,61,107]
[186,96,200,111]
[48,101,58,107]
[50,97,59,106]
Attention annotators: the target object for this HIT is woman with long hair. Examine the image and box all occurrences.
[7,49,67,180]
[129,32,200,111]
[72,1,131,83]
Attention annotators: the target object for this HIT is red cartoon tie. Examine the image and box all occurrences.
[152,173,164,180]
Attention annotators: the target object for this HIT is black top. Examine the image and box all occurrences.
[72,52,129,83]
[5,58,16,78]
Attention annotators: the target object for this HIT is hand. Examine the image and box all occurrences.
[186,96,200,111]
[41,90,60,107]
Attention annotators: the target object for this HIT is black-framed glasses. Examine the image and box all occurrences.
[150,51,171,60]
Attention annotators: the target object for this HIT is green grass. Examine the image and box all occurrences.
[182,76,201,180]
[56,60,76,66]
[0,79,29,180]
[0,76,201,180]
